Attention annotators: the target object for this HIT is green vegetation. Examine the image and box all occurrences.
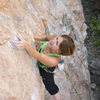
[89,17,100,47]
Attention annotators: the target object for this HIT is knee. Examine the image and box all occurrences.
[45,84,59,95]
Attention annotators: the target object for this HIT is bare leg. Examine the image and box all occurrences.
[53,92,61,100]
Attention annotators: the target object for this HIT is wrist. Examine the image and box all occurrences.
[24,41,29,48]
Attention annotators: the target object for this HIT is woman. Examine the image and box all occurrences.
[15,34,75,100]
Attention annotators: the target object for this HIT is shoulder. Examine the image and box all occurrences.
[35,41,46,50]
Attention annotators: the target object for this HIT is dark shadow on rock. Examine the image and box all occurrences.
[81,0,100,100]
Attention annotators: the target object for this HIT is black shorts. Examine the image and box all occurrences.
[38,65,59,95]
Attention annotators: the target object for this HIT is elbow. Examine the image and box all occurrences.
[39,54,60,67]
[47,61,59,67]
[46,60,59,67]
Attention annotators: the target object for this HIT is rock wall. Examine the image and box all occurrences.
[0,0,90,100]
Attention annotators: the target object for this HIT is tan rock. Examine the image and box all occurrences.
[0,0,90,100]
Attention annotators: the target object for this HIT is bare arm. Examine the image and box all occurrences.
[25,42,60,67]
[34,34,57,41]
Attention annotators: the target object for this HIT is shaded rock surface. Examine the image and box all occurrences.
[0,0,90,100]
[82,0,100,100]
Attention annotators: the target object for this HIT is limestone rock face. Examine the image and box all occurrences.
[0,0,90,100]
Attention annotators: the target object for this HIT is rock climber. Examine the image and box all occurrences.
[13,34,75,100]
